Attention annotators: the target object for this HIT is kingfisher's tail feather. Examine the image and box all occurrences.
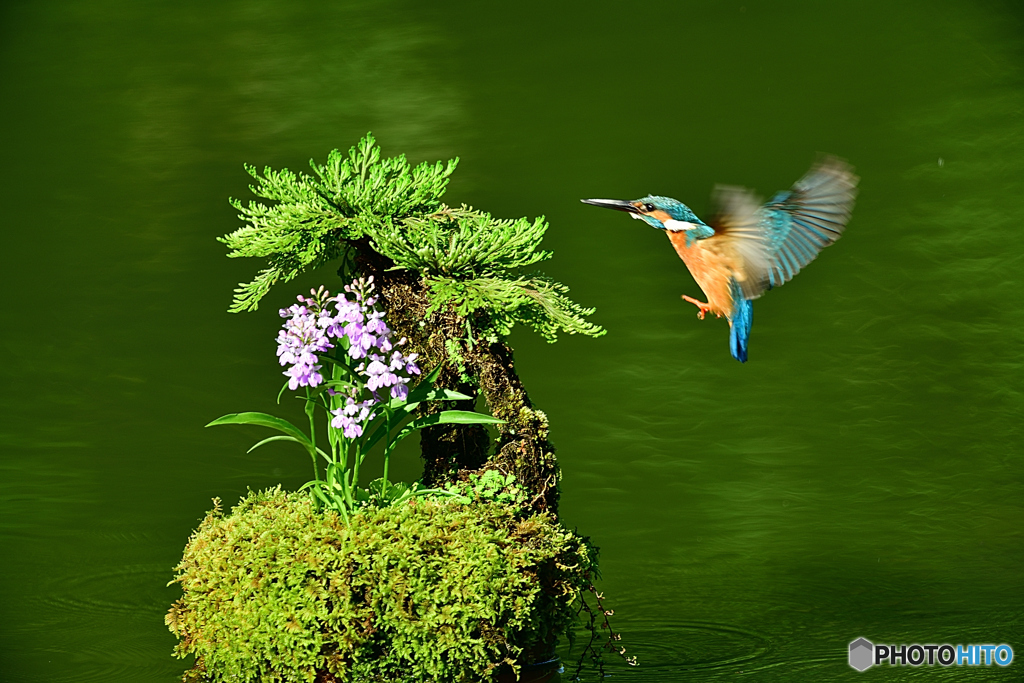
[729,298,753,363]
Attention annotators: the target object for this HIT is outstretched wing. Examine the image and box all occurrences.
[705,185,771,300]
[760,156,858,288]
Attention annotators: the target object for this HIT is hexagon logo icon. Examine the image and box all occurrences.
[849,638,874,671]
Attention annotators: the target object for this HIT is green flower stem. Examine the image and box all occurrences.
[304,388,320,482]
[351,428,364,499]
[338,441,351,510]
[381,409,393,499]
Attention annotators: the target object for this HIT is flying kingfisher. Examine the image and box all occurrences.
[582,156,857,362]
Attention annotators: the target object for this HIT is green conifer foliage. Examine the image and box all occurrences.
[220,135,603,342]
[221,135,457,312]
[370,207,603,341]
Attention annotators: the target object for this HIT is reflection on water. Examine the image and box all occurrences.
[1,0,1022,681]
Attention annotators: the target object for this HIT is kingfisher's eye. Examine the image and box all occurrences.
[644,203,655,212]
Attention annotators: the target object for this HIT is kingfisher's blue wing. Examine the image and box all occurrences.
[760,157,858,288]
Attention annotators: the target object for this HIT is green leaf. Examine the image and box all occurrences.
[420,363,443,387]
[394,385,473,408]
[309,485,337,510]
[358,382,478,453]
[367,478,412,503]
[206,412,313,451]
[246,435,306,453]
[408,410,505,428]
[369,408,505,456]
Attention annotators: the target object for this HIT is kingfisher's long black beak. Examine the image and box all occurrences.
[580,198,640,214]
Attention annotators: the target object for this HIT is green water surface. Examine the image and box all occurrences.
[1,1,1022,680]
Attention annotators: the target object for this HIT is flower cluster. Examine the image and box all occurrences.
[331,397,375,439]
[276,297,332,391]
[275,279,420,439]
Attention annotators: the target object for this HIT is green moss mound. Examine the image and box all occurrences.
[167,488,596,683]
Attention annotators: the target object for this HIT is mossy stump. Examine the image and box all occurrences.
[355,247,560,516]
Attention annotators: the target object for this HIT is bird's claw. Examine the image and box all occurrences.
[681,295,713,320]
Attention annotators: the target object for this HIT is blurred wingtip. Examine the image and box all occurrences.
[808,154,860,194]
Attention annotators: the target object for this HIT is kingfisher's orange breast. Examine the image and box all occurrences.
[665,231,738,318]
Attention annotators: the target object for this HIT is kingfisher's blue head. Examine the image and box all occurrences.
[580,195,708,232]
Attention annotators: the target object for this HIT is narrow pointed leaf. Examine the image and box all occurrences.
[246,435,305,453]
[422,363,443,386]
[413,410,505,427]
[360,402,417,452]
[206,412,313,449]
[360,388,479,453]
[398,384,473,408]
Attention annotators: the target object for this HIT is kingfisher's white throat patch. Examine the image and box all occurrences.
[664,219,696,232]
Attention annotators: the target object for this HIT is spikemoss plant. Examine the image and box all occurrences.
[221,135,602,344]
[221,136,457,313]
[167,488,596,683]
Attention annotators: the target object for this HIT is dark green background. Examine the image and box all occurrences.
[1,1,1021,680]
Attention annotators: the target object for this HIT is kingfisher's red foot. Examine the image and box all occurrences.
[681,295,714,320]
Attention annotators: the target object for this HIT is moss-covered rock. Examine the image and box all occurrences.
[167,488,596,683]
